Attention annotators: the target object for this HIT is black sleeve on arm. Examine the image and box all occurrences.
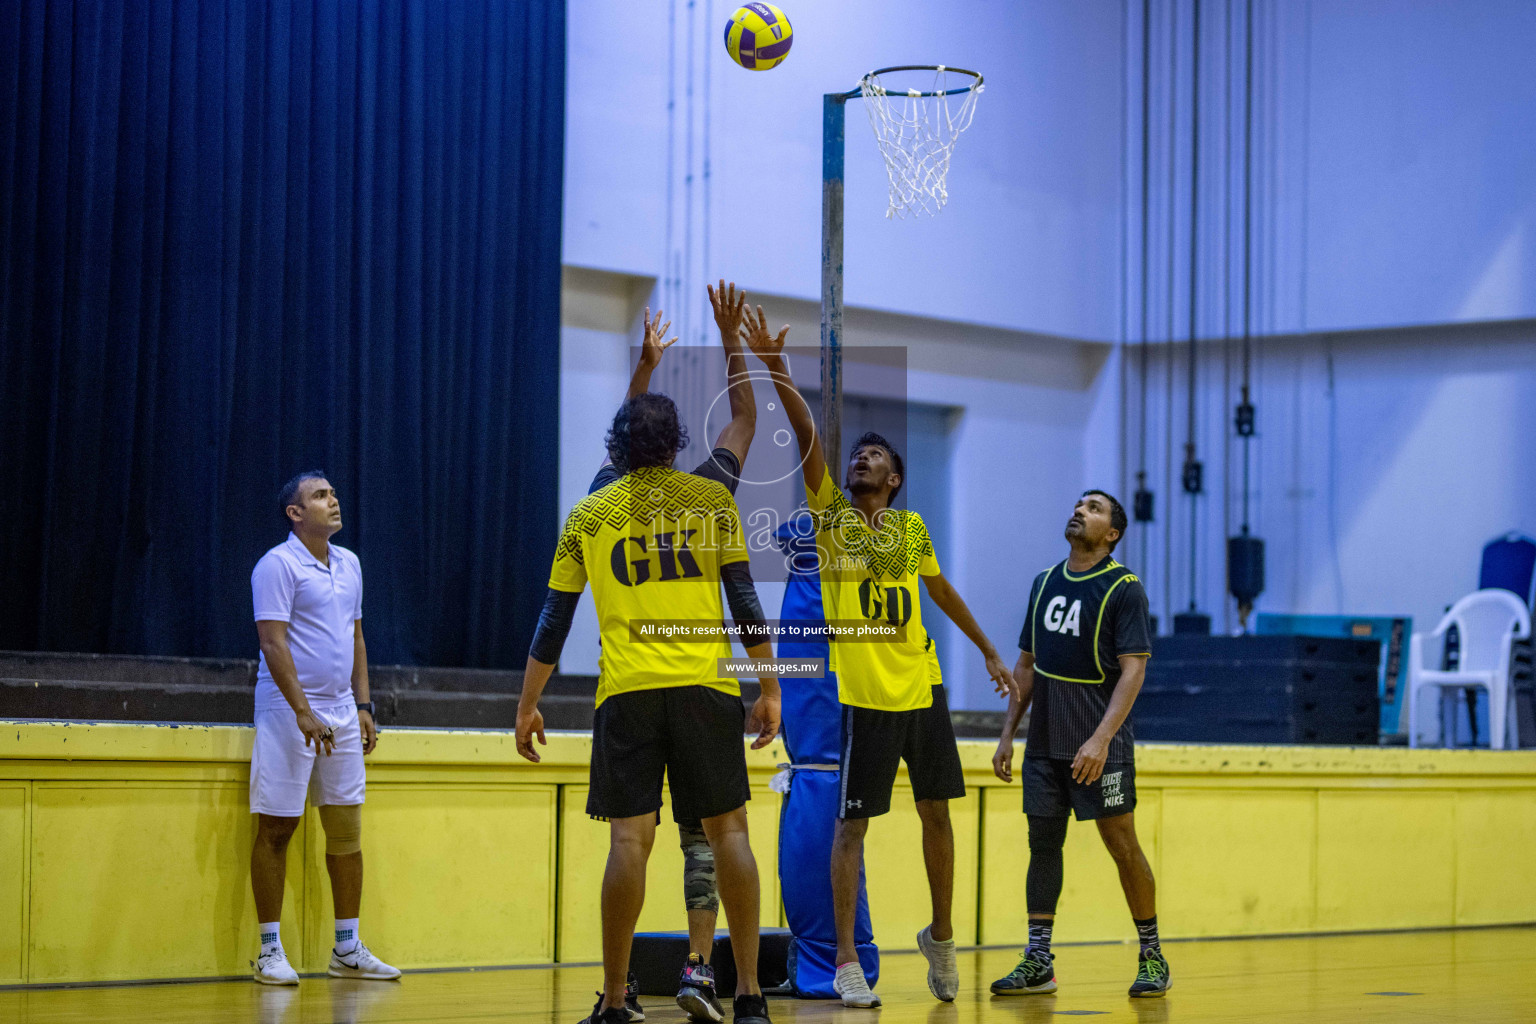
[588,463,622,495]
[529,588,581,665]
[1113,579,1153,656]
[691,447,742,495]
[720,560,771,648]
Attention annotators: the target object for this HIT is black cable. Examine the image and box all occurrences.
[665,0,677,328]
[684,0,695,351]
[702,0,712,347]
[1138,0,1152,572]
[1223,0,1234,631]
[1120,0,1131,508]
[1240,0,1254,533]
[1165,0,1177,624]
[1187,0,1201,612]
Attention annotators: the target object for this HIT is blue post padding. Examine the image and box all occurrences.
[776,515,840,764]
[778,771,879,997]
[786,936,880,1000]
[774,515,880,996]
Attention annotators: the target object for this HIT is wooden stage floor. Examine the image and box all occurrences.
[3,927,1533,1023]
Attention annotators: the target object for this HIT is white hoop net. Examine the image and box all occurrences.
[858,66,983,219]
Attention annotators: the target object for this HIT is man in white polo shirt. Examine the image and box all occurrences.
[248,470,399,985]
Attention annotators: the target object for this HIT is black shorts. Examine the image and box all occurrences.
[838,684,966,819]
[588,685,752,822]
[1021,756,1136,821]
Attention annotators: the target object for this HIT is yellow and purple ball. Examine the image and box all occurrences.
[724,4,793,71]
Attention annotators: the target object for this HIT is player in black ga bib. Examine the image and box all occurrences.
[990,491,1169,1000]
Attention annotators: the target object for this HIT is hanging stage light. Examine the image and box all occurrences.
[1235,388,1256,436]
[1179,0,1206,635]
[1135,471,1155,523]
[1228,528,1266,628]
[1226,0,1265,633]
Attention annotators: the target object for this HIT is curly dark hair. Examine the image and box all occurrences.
[849,431,905,505]
[606,393,689,473]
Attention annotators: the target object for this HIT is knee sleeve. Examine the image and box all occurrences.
[679,822,719,914]
[318,803,362,856]
[1026,814,1068,915]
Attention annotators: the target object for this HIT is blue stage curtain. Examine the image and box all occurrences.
[0,0,563,667]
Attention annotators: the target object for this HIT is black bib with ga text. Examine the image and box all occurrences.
[1021,557,1150,761]
[1030,559,1139,684]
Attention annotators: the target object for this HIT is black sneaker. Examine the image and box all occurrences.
[676,953,724,1022]
[990,946,1057,995]
[732,993,772,1024]
[1128,950,1171,998]
[580,992,630,1024]
[625,971,646,1021]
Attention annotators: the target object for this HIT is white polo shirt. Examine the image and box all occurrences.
[252,533,364,712]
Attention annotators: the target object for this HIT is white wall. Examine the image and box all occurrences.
[1121,319,1536,635]
[1122,0,1536,344]
[557,270,649,675]
[564,0,1126,341]
[1302,0,1536,329]
[1114,0,1536,634]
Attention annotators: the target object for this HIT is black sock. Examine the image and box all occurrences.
[1134,916,1160,956]
[1028,919,1053,953]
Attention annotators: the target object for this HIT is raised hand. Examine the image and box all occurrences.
[639,306,678,371]
[739,304,790,362]
[707,280,748,341]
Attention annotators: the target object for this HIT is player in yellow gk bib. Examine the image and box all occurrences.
[584,282,761,1023]
[741,304,1016,1007]
[516,305,780,1024]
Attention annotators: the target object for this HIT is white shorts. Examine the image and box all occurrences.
[250,704,366,817]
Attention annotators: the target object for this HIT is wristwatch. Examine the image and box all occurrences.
[356,701,375,715]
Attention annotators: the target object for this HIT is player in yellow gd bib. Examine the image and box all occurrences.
[741,304,1014,1007]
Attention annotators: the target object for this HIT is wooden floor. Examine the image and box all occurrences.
[3,927,1534,1023]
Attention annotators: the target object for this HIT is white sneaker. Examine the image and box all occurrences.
[833,960,881,1008]
[917,925,959,1002]
[253,947,299,985]
[327,942,401,980]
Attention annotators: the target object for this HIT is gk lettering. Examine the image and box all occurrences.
[610,531,703,586]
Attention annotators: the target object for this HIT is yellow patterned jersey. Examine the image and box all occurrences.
[806,466,941,711]
[549,465,749,707]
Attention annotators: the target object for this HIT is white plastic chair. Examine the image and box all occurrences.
[1406,589,1530,750]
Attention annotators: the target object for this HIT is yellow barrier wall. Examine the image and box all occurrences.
[2,721,1534,985]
